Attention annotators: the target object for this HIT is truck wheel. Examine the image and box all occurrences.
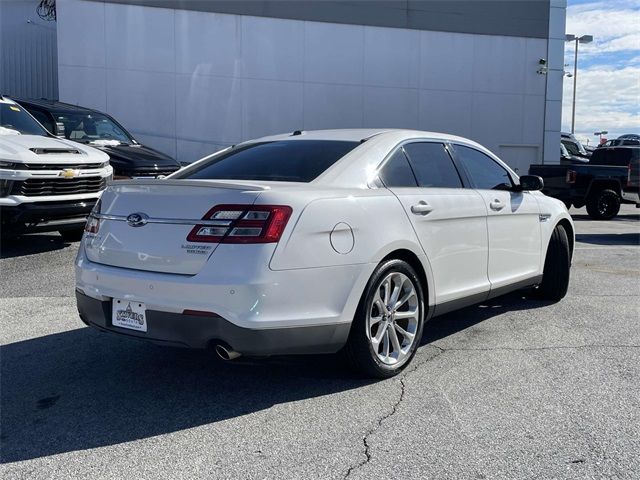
[59,227,84,242]
[535,224,570,302]
[345,259,425,378]
[586,189,620,220]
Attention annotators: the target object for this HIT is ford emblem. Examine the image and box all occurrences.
[126,212,149,227]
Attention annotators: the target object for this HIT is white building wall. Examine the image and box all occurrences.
[56,0,558,171]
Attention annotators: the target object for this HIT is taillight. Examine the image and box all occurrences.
[187,204,292,244]
[566,170,577,184]
[85,199,101,234]
[628,164,632,185]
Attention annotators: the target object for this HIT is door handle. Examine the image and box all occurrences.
[489,199,505,211]
[410,201,434,215]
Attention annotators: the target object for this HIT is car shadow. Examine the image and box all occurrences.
[571,213,640,222]
[575,232,640,246]
[0,233,74,259]
[422,291,553,345]
[0,291,549,464]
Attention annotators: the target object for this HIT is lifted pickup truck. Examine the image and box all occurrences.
[1,96,112,239]
[529,146,639,220]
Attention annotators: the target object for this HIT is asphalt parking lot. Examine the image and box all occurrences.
[1,205,639,479]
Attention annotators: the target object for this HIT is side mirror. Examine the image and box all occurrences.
[54,122,65,138]
[519,175,544,191]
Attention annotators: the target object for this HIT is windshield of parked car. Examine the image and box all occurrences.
[562,140,581,156]
[177,140,360,182]
[53,112,134,145]
[0,102,48,136]
[562,138,588,156]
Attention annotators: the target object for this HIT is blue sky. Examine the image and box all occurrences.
[562,0,640,145]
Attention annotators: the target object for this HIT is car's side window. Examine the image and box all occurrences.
[379,148,418,188]
[402,142,463,188]
[454,145,514,190]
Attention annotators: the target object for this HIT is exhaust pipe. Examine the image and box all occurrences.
[215,344,242,361]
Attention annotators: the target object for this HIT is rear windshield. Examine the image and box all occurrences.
[178,140,360,182]
[591,148,639,166]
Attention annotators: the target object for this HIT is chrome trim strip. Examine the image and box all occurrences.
[95,213,232,226]
[539,213,551,222]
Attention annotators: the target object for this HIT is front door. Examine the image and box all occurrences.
[452,145,542,290]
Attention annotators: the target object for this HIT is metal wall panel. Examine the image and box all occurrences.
[99,0,550,39]
[0,0,58,99]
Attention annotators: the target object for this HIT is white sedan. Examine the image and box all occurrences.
[75,129,573,377]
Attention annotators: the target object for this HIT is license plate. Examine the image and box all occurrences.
[112,298,147,332]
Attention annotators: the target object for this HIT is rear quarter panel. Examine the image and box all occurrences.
[256,188,436,313]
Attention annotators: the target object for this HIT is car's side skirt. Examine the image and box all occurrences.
[429,275,543,319]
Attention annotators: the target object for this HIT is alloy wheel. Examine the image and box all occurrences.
[367,271,420,367]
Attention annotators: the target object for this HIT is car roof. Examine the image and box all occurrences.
[245,128,480,145]
[0,96,19,105]
[13,98,98,115]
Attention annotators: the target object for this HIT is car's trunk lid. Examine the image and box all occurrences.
[84,179,267,274]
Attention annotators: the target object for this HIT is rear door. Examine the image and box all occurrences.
[381,142,490,305]
[452,145,542,290]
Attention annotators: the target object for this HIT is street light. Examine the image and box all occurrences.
[566,34,593,134]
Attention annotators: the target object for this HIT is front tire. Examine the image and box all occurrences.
[345,259,425,378]
[586,189,620,220]
[535,224,570,301]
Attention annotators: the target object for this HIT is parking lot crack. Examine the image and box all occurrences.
[344,348,441,479]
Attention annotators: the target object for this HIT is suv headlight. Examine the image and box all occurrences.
[0,161,16,169]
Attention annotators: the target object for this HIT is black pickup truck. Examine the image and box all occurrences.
[529,146,639,220]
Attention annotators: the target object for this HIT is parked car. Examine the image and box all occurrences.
[0,96,112,240]
[599,136,640,148]
[76,129,573,378]
[561,132,591,158]
[617,134,640,141]
[16,99,181,179]
[529,145,638,219]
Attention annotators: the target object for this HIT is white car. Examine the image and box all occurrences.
[0,96,112,239]
[75,129,573,377]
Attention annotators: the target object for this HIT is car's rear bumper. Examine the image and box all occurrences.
[76,290,351,354]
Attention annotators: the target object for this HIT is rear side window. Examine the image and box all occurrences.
[403,142,463,188]
[180,140,359,183]
[379,149,417,187]
[454,145,513,190]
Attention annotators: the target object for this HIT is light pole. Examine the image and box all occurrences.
[565,34,593,134]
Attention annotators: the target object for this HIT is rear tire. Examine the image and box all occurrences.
[535,224,570,301]
[586,189,620,220]
[345,259,425,378]
[59,227,84,242]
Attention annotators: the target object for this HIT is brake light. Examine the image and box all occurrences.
[187,204,292,244]
[566,170,577,184]
[628,164,632,185]
[84,199,101,234]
